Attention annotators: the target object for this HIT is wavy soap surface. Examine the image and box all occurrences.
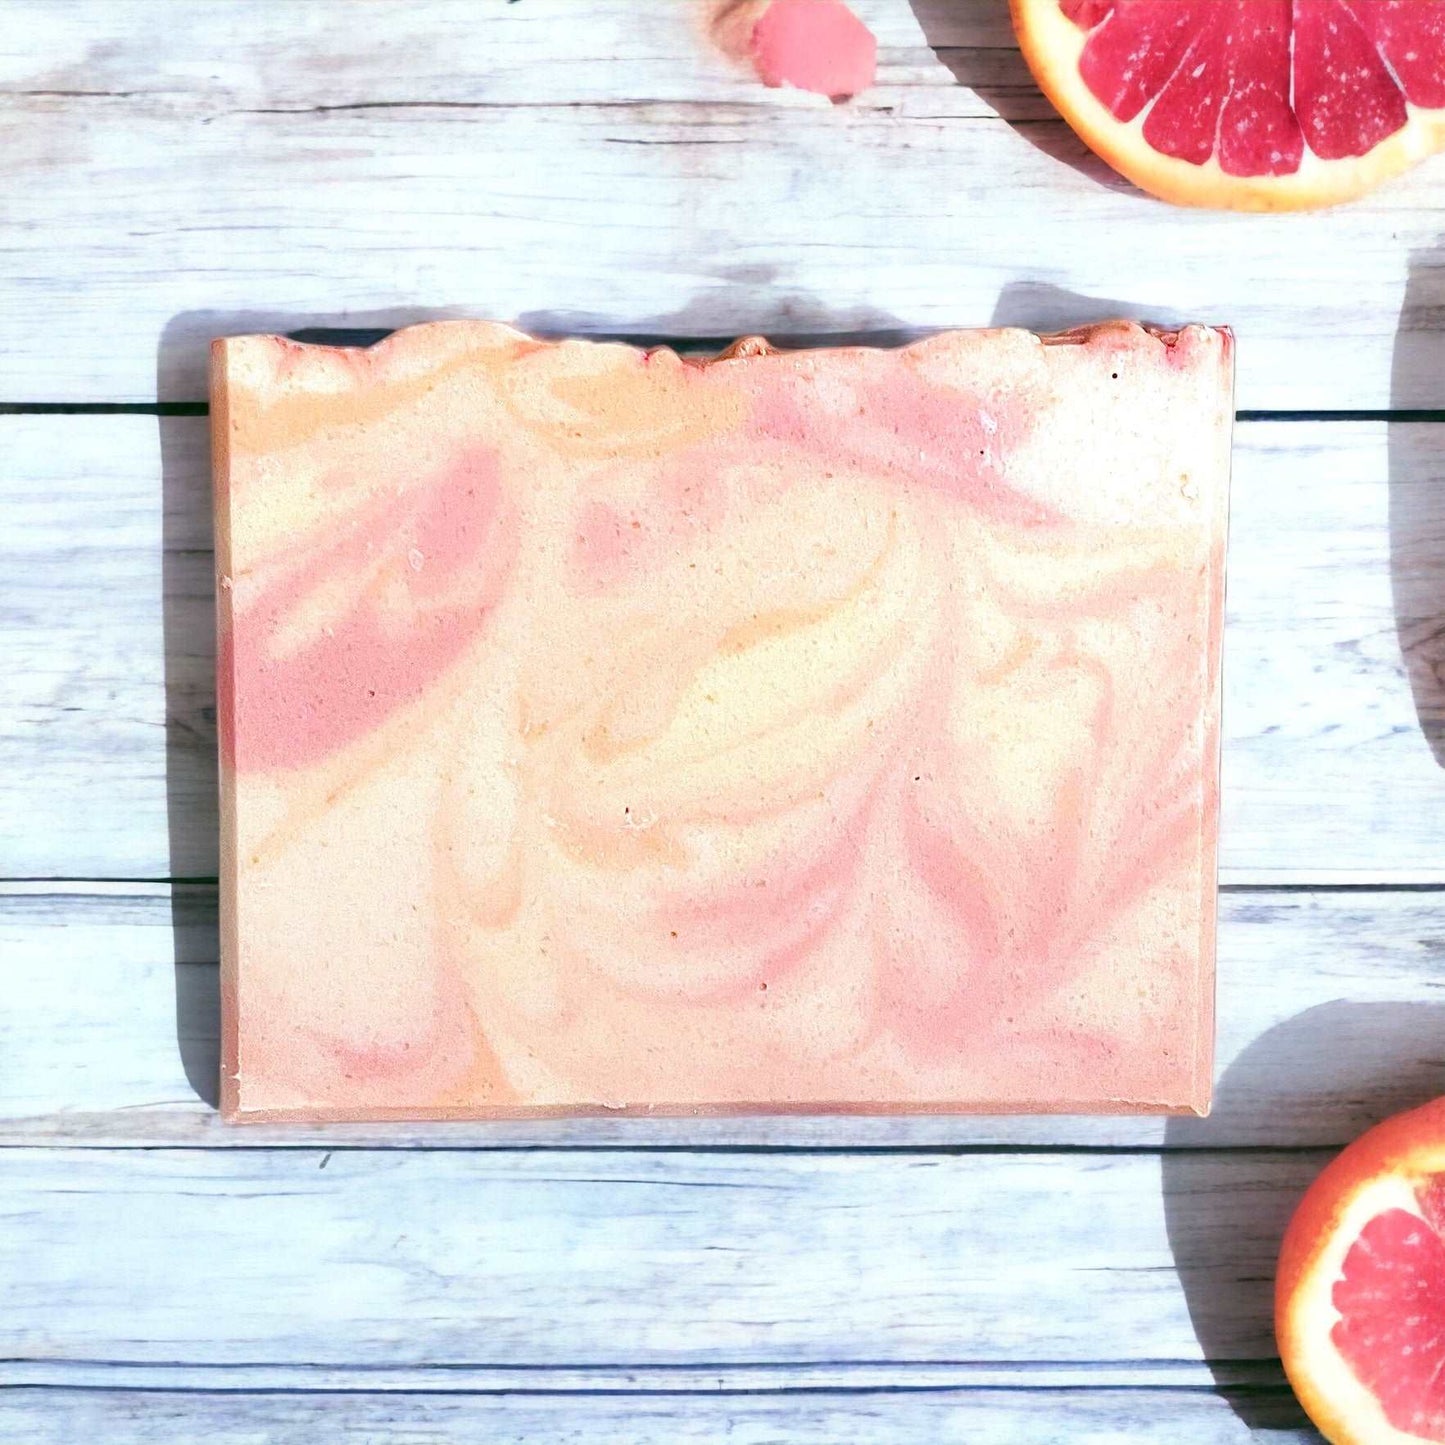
[213,321,1232,1121]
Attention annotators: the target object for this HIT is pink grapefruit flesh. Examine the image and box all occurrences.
[1330,1194,1445,1440]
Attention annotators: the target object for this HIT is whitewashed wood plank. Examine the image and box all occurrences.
[5,416,1443,881]
[4,883,1442,1148]
[3,1,1444,407]
[0,1358,1290,1391]
[0,0,1005,107]
[0,1385,1314,1445]
[0,1146,1317,1366]
[1221,421,1445,880]
[1,416,216,880]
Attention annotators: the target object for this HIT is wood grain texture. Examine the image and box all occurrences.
[0,1385,1315,1444]
[5,882,1444,1149]
[0,1145,1316,1367]
[3,0,1444,407]
[5,5,1445,1431]
[5,416,1444,882]
[0,1358,1292,1391]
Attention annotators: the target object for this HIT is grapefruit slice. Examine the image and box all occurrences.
[1278,1098,1445,1444]
[1011,1,1445,210]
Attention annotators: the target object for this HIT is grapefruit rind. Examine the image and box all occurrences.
[1277,1100,1445,1445]
[1010,0,1445,211]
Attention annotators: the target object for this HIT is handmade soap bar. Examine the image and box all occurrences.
[213,320,1231,1121]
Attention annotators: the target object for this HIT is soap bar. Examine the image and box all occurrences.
[213,320,1231,1121]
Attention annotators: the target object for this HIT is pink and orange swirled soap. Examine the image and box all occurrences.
[213,320,1232,1121]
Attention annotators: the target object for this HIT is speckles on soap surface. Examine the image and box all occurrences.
[213,321,1230,1121]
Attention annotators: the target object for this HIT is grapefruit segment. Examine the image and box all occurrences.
[1295,1,1406,159]
[1011,0,1445,209]
[1331,1200,1445,1441]
[1279,1099,1445,1445]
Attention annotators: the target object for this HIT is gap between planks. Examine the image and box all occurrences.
[6,401,1445,422]
[8,879,1445,891]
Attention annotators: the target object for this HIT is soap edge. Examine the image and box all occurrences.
[1191,326,1236,1120]
[212,337,242,1123]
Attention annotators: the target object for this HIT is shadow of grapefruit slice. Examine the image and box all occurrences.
[1012,0,1445,210]
[1278,1097,1445,1444]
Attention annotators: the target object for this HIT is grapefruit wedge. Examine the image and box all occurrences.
[1278,1097,1445,1444]
[1011,1,1445,210]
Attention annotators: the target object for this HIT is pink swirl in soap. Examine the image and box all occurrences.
[222,447,513,771]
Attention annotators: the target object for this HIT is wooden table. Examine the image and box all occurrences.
[4,2,1444,1439]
